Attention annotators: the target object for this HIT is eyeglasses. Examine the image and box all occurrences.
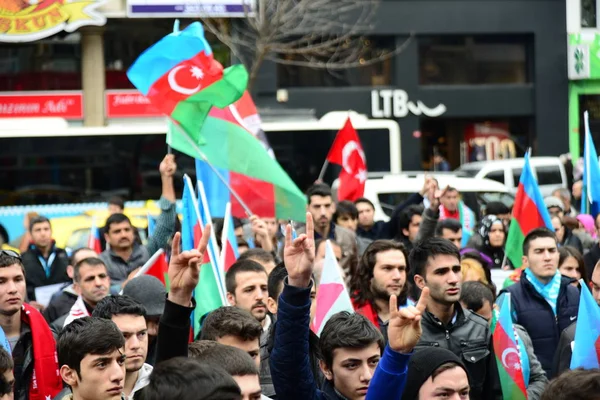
[0,250,21,261]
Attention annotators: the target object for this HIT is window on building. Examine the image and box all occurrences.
[419,35,531,85]
[0,34,82,91]
[277,37,394,88]
[581,0,597,27]
[578,94,600,153]
[104,19,231,90]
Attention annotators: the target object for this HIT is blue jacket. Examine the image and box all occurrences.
[499,275,579,378]
[270,280,410,400]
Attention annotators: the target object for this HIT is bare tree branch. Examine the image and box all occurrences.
[201,0,407,89]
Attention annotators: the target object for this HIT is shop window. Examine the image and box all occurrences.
[277,37,394,88]
[0,34,82,91]
[579,94,600,153]
[419,35,531,85]
[104,20,231,90]
[420,117,530,170]
[581,0,597,27]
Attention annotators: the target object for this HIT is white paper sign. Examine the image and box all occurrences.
[34,283,66,308]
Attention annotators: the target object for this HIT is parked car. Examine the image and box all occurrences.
[360,173,514,222]
[456,157,567,197]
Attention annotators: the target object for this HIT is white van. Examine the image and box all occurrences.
[456,157,567,197]
[362,173,513,222]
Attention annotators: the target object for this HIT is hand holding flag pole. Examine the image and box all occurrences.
[170,119,253,217]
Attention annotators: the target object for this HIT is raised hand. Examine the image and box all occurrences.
[250,215,274,252]
[429,185,448,211]
[283,212,315,288]
[167,226,211,306]
[387,287,430,354]
[159,154,177,178]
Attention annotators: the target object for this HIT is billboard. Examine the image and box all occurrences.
[0,0,106,42]
[127,0,254,17]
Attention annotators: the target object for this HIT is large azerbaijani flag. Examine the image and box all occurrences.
[181,175,226,336]
[504,152,553,268]
[125,19,305,221]
[312,240,354,336]
[127,21,248,138]
[493,293,528,400]
[178,105,306,221]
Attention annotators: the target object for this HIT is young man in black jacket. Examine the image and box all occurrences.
[410,237,492,400]
[21,216,70,307]
[498,228,579,378]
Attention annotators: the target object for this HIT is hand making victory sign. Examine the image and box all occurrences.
[283,212,315,288]
[387,287,430,354]
[167,225,211,307]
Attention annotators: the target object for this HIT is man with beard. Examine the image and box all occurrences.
[350,240,412,343]
[410,237,492,400]
[297,184,356,270]
[225,260,272,396]
[100,154,177,290]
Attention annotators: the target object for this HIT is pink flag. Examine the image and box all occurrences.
[312,240,354,336]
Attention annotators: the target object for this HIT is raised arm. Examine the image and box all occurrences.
[270,213,319,400]
[156,227,210,364]
[366,287,429,399]
[147,154,178,255]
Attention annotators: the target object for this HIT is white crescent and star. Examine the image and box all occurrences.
[341,140,367,183]
[168,65,204,95]
[501,347,520,369]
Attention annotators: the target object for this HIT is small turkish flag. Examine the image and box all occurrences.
[326,118,367,201]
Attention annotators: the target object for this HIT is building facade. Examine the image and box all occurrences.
[0,0,569,203]
[567,0,600,162]
[253,0,569,170]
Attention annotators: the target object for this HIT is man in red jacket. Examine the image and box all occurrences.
[349,240,412,344]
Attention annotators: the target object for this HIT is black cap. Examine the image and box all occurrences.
[401,347,469,400]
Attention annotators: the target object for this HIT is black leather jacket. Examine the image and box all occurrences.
[416,304,492,400]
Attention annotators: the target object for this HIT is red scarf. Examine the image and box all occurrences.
[21,303,62,400]
[351,298,379,329]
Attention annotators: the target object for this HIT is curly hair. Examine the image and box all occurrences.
[349,240,410,310]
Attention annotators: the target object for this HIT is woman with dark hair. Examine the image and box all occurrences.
[558,245,589,289]
[470,215,507,269]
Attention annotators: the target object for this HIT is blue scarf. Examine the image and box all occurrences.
[524,268,561,316]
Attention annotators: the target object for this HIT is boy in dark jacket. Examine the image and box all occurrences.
[270,213,428,400]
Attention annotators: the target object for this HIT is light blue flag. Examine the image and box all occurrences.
[581,111,600,217]
[570,279,600,369]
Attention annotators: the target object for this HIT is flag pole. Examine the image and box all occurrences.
[171,120,254,217]
[317,160,329,182]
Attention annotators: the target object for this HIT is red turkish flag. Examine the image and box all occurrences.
[326,118,367,201]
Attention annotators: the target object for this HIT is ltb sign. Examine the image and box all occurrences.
[371,89,447,118]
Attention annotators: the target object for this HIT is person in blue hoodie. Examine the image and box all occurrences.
[270,212,429,400]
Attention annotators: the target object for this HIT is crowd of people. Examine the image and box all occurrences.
[0,155,597,400]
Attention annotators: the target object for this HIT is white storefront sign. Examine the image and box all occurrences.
[371,89,447,118]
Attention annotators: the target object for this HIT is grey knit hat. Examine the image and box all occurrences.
[123,275,167,317]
